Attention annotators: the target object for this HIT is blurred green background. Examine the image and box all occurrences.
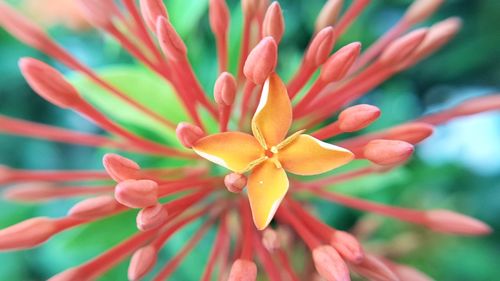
[0,0,499,280]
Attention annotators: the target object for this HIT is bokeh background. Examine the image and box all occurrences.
[0,0,499,280]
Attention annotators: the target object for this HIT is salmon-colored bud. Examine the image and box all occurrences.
[414,17,461,60]
[330,231,364,264]
[128,246,158,281]
[385,123,434,144]
[338,104,380,132]
[320,42,361,82]
[315,0,344,32]
[403,0,445,26]
[262,228,280,251]
[243,36,278,84]
[424,210,492,235]
[392,264,433,281]
[68,195,120,219]
[242,0,258,19]
[209,0,230,36]
[140,0,169,32]
[353,254,399,281]
[305,27,336,67]
[214,72,237,106]
[103,153,140,182]
[312,245,350,281]
[75,0,115,29]
[453,95,500,117]
[176,122,205,148]
[19,58,82,109]
[262,2,285,43]
[228,259,258,281]
[114,179,158,209]
[224,173,248,193]
[364,140,414,166]
[4,183,54,202]
[136,203,169,231]
[379,28,428,66]
[157,16,187,61]
[0,217,56,250]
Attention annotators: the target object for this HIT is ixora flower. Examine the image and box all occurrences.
[0,0,498,280]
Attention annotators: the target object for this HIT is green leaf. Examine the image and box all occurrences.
[165,0,208,36]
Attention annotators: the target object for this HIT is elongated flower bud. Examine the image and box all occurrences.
[338,104,380,132]
[452,95,500,117]
[75,0,116,29]
[68,195,120,219]
[128,245,158,281]
[262,2,285,43]
[140,0,169,32]
[391,263,433,281]
[312,245,350,281]
[305,27,336,68]
[262,228,280,251]
[176,122,205,148]
[353,254,399,281]
[363,140,414,166]
[413,17,461,60]
[209,0,230,36]
[19,58,82,109]
[4,183,57,202]
[243,36,278,84]
[228,259,257,281]
[403,0,445,26]
[320,42,361,82]
[114,179,158,209]
[385,123,434,144]
[103,153,140,182]
[0,217,56,250]
[157,16,187,61]
[214,72,237,106]
[136,203,169,231]
[330,231,364,263]
[315,0,344,32]
[224,173,248,193]
[424,210,492,235]
[379,28,428,66]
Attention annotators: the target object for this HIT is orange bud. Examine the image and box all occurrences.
[403,0,445,26]
[315,0,344,32]
[103,153,140,182]
[157,16,187,61]
[330,231,364,263]
[214,72,237,106]
[353,254,399,281]
[224,173,248,193]
[176,122,205,148]
[243,36,278,84]
[136,203,169,231]
[379,28,428,66]
[209,0,230,36]
[114,179,158,209]
[424,210,492,235]
[305,26,336,67]
[140,0,169,32]
[68,195,120,219]
[128,246,158,281]
[262,2,285,43]
[312,245,350,281]
[228,259,257,281]
[363,140,414,166]
[337,104,380,132]
[262,228,280,251]
[0,217,56,250]
[19,58,82,109]
[320,42,361,82]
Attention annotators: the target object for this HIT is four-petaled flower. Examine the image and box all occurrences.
[193,73,354,229]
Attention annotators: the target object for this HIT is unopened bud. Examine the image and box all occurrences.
[140,0,169,32]
[75,0,116,29]
[262,228,280,251]
[305,27,336,67]
[243,36,278,84]
[262,2,285,43]
[114,179,158,209]
[157,16,187,61]
[312,245,350,281]
[128,246,158,281]
[19,58,82,109]
[414,17,462,60]
[379,28,428,66]
[384,122,434,144]
[224,173,248,193]
[320,42,361,82]
[68,195,120,219]
[363,139,414,166]
[136,203,169,231]
[392,263,433,281]
[337,104,380,132]
[453,95,500,117]
[214,72,237,106]
[176,122,205,148]
[424,210,492,235]
[209,0,230,36]
[228,259,257,281]
[315,0,344,32]
[103,153,140,182]
[0,217,56,250]
[403,0,445,26]
[353,254,399,281]
[330,231,364,263]
[4,183,55,202]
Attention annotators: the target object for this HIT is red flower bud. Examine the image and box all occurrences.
[312,245,350,281]
[103,153,140,182]
[320,42,361,82]
[228,259,257,281]
[262,2,285,43]
[424,210,492,235]
[243,37,278,85]
[157,16,187,61]
[114,179,158,209]
[128,246,158,281]
[363,140,414,166]
[136,203,169,231]
[338,104,380,132]
[176,122,205,148]
[305,26,336,67]
[224,173,248,193]
[214,72,237,106]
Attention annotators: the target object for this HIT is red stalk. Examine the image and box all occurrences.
[253,231,282,281]
[201,212,229,281]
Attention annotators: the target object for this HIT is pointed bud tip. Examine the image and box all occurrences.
[68,195,119,219]
[379,28,428,66]
[262,228,280,251]
[338,104,380,132]
[315,0,344,31]
[136,203,168,231]
[114,179,158,209]
[353,254,400,281]
[128,245,158,281]
[209,0,230,36]
[224,173,247,193]
[176,122,205,148]
[306,26,336,67]
[140,0,169,32]
[330,230,365,263]
[103,153,140,182]
[262,2,285,43]
[214,72,237,106]
[321,42,362,82]
[425,210,492,235]
[228,259,258,281]
[244,36,278,84]
[404,0,445,26]
[364,139,414,166]
[156,16,187,61]
[312,245,350,281]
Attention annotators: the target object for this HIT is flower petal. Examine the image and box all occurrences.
[251,73,292,148]
[279,134,354,175]
[247,160,289,230]
[193,132,263,173]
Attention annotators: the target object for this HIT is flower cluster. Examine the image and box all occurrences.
[0,0,498,280]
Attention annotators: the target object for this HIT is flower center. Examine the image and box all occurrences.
[265,146,279,158]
